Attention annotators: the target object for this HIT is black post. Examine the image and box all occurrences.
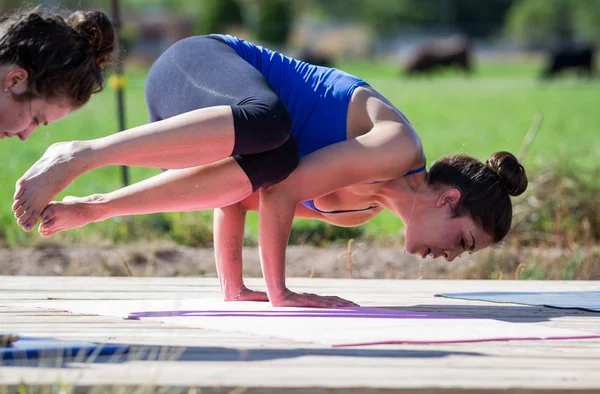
[110,0,130,187]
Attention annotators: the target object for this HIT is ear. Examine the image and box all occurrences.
[435,188,461,210]
[3,67,29,95]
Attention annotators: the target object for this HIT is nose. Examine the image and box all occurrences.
[444,250,462,262]
[18,126,36,141]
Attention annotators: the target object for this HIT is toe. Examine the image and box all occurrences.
[39,219,55,237]
[14,179,25,200]
[12,198,25,212]
[13,204,27,220]
[20,211,40,232]
[41,204,57,225]
[39,204,60,236]
[18,210,31,226]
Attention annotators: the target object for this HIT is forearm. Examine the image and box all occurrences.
[79,106,235,172]
[213,204,247,300]
[257,186,296,301]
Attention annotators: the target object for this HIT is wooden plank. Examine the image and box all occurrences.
[1,277,599,393]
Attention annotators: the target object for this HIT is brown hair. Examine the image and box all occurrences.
[428,151,528,243]
[0,9,115,107]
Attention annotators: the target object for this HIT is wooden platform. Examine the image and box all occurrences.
[1,276,599,393]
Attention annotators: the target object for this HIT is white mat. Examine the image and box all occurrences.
[12,299,600,347]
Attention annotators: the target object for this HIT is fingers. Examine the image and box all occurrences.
[324,295,360,307]
[306,296,341,308]
[270,290,359,308]
[274,294,331,308]
[301,292,358,307]
[235,288,360,308]
[304,294,355,308]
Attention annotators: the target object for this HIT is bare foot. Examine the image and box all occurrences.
[13,141,90,232]
[38,194,105,237]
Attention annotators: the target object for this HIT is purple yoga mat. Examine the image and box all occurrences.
[127,306,463,320]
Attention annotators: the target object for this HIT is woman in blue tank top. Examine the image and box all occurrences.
[13,33,527,308]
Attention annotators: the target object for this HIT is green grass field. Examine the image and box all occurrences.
[1,57,599,247]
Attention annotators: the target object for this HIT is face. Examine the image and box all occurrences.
[404,189,494,262]
[0,67,72,141]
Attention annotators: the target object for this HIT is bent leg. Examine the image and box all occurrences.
[39,157,254,237]
[39,132,301,236]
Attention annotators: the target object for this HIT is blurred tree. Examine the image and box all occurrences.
[507,0,600,47]
[309,0,514,38]
[255,0,292,45]
[362,0,440,37]
[119,0,204,16]
[199,0,243,35]
[569,0,600,45]
[305,0,364,21]
[449,0,515,37]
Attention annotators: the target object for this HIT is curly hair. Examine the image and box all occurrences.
[0,9,115,107]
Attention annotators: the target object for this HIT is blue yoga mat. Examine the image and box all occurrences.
[0,334,129,360]
[435,291,600,312]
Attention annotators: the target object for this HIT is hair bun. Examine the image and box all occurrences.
[69,10,115,68]
[485,151,528,196]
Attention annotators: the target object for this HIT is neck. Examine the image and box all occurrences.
[376,173,434,223]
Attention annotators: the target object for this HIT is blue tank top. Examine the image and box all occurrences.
[213,34,369,158]
[300,165,427,214]
[216,35,422,215]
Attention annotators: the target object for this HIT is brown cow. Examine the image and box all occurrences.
[404,35,473,76]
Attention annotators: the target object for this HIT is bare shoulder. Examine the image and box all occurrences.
[348,85,425,173]
[347,85,413,138]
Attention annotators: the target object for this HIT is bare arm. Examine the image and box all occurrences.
[213,203,246,300]
[285,122,421,202]
[213,203,268,302]
[258,187,296,301]
[259,122,420,306]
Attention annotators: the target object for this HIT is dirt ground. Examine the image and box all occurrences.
[0,240,597,280]
[0,240,479,279]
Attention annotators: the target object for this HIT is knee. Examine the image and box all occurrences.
[231,96,292,155]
